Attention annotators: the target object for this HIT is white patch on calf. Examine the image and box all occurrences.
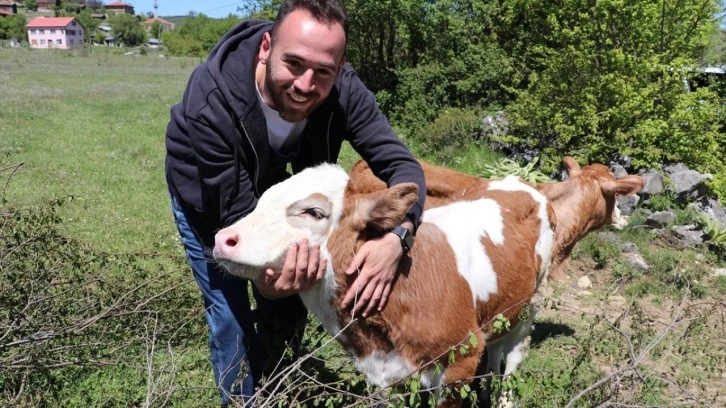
[353,350,418,388]
[423,199,502,303]
[489,176,554,278]
[213,164,350,314]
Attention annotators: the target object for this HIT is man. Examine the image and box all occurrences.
[164,0,426,404]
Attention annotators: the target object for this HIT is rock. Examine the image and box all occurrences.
[577,276,593,289]
[671,224,706,246]
[609,295,627,305]
[667,169,713,202]
[623,253,651,272]
[620,242,639,253]
[639,170,664,196]
[611,164,628,178]
[617,194,640,216]
[646,211,677,228]
[712,268,726,277]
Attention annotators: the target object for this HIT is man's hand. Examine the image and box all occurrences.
[254,239,327,299]
[341,232,403,317]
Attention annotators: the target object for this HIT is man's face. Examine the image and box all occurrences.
[258,9,346,122]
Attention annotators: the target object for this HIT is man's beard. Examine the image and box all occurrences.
[265,62,317,122]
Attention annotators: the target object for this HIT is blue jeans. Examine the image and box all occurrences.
[170,194,307,405]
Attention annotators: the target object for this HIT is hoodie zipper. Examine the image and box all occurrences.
[239,121,260,197]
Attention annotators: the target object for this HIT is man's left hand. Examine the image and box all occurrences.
[341,232,403,317]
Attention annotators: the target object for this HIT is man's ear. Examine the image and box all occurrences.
[337,56,345,75]
[259,32,272,62]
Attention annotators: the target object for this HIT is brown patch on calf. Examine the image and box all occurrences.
[327,182,486,397]
[537,158,643,279]
[350,156,644,280]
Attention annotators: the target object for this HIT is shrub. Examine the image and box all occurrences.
[411,107,483,165]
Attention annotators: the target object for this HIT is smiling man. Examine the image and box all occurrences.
[164,0,425,405]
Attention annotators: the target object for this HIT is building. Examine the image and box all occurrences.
[36,0,60,10]
[142,17,175,32]
[104,1,134,15]
[0,0,17,15]
[26,17,85,49]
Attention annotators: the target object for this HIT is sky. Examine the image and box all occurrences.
[125,1,253,18]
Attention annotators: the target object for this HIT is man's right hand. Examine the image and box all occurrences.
[254,239,327,299]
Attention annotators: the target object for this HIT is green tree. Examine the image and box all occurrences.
[24,0,38,11]
[109,12,146,46]
[0,14,28,42]
[76,9,100,44]
[163,13,238,56]
[490,0,724,177]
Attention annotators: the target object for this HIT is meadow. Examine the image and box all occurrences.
[1,48,724,407]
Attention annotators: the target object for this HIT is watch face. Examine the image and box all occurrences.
[393,226,413,253]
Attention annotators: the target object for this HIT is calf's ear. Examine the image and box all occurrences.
[365,183,419,231]
[603,175,644,196]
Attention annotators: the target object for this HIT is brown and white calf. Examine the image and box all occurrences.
[213,163,556,407]
[348,156,645,280]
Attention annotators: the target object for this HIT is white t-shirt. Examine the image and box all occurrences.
[256,84,306,159]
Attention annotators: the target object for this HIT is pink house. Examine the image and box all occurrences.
[26,17,85,49]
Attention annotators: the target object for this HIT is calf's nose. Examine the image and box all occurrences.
[214,229,242,259]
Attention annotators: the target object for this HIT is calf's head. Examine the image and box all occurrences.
[213,163,419,282]
[539,157,644,279]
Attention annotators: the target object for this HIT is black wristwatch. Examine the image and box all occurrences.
[391,226,414,254]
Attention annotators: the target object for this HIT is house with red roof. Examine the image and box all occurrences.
[105,1,134,15]
[26,17,85,49]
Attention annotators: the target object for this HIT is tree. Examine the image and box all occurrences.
[0,14,27,42]
[489,0,725,179]
[24,0,38,11]
[109,13,146,46]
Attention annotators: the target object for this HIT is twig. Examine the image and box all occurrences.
[564,291,690,408]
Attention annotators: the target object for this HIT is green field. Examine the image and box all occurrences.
[1,48,724,407]
[1,47,197,254]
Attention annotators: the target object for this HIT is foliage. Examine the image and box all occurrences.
[24,0,38,12]
[0,14,27,42]
[410,107,483,165]
[109,13,147,46]
[489,0,725,176]
[0,198,205,405]
[477,157,552,183]
[698,213,726,254]
[162,14,239,57]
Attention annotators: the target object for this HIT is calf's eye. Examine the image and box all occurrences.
[303,208,326,220]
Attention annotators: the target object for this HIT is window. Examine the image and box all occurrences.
[30,29,36,35]
[39,29,45,34]
[56,39,62,45]
[50,29,56,34]
[67,29,75,36]
[40,39,46,45]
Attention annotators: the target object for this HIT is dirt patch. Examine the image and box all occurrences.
[533,257,725,406]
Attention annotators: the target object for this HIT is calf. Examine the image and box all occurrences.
[213,163,555,407]
[348,156,645,280]
[347,156,644,388]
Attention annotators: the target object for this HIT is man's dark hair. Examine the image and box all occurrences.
[271,0,349,44]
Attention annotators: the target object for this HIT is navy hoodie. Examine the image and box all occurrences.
[165,19,425,258]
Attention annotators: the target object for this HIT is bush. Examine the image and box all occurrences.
[0,198,205,405]
[411,107,483,165]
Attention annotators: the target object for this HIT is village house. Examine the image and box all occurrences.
[104,1,134,15]
[26,17,85,49]
[0,0,17,15]
[36,0,60,11]
[142,17,175,32]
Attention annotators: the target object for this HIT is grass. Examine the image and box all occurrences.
[1,47,199,254]
[1,47,724,407]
